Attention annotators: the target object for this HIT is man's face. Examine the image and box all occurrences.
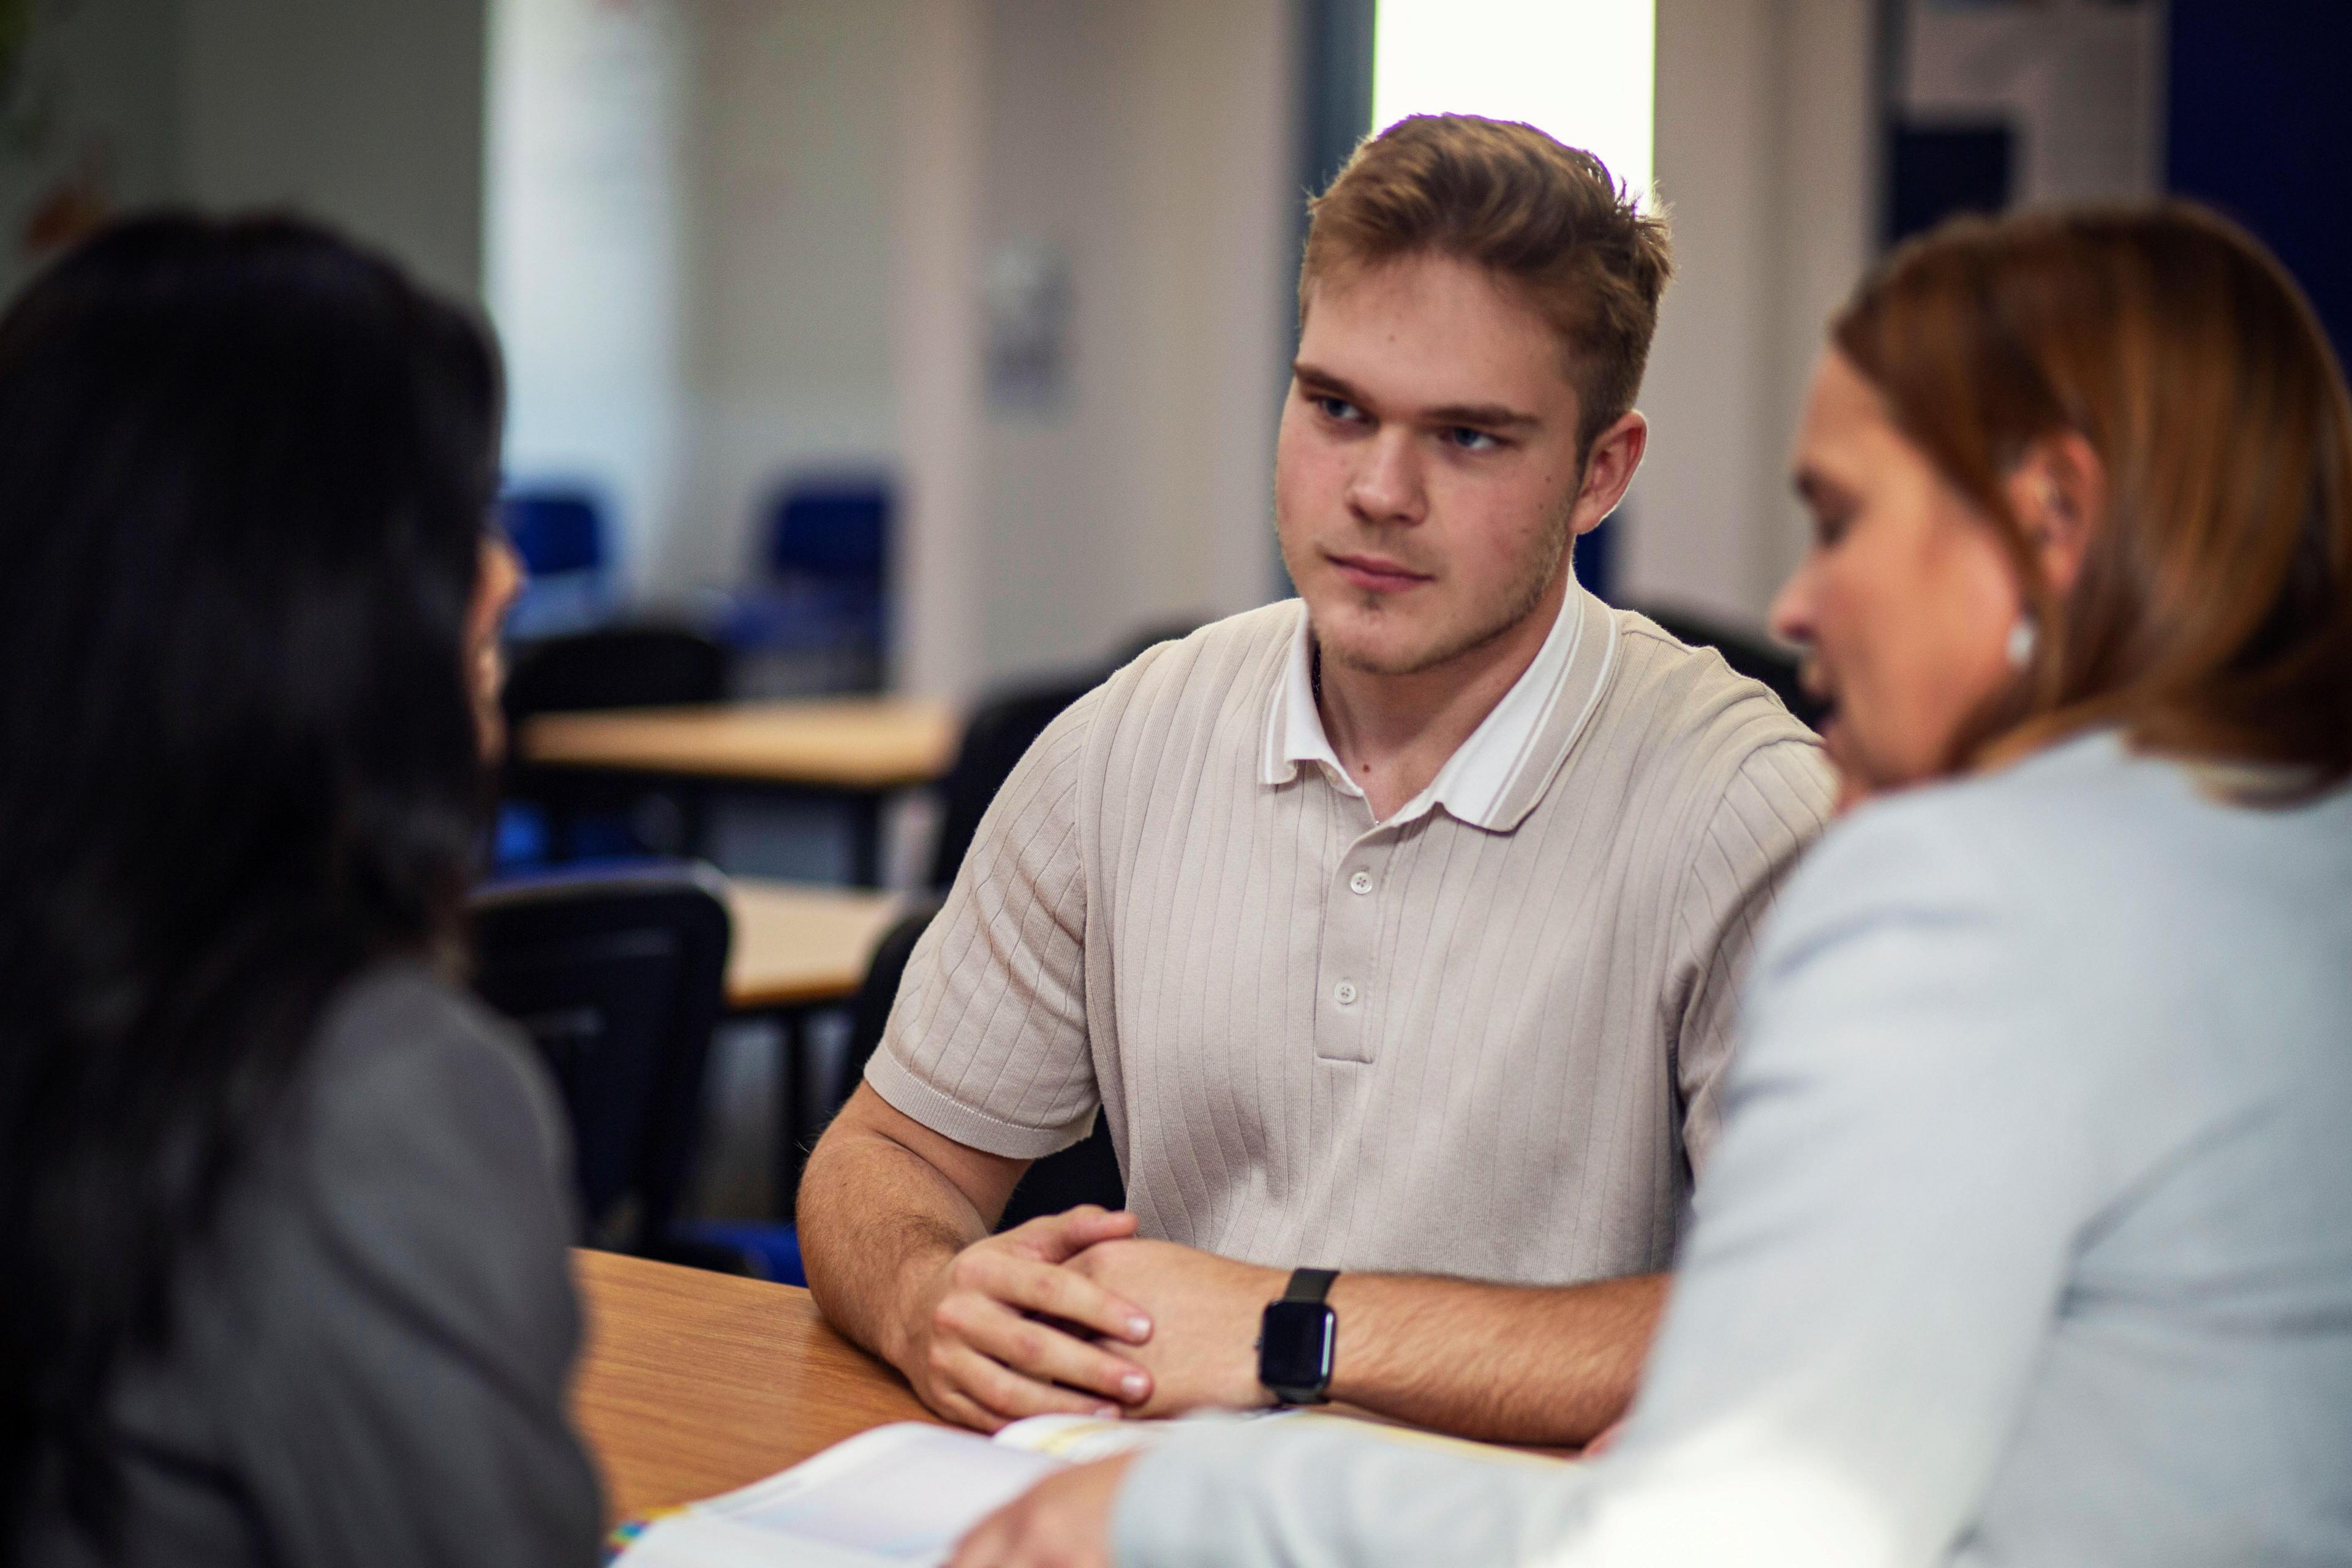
[1276,252,1594,677]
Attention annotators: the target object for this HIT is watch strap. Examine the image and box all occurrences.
[1281,1267,1339,1305]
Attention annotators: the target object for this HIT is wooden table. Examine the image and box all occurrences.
[571,1250,1570,1531]
[725,878,907,1012]
[521,699,959,885]
[572,1248,935,1523]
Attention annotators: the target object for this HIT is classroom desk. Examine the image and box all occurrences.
[571,1250,1574,1531]
[572,1248,935,1523]
[520,698,960,885]
[725,878,907,1013]
[722,878,911,1208]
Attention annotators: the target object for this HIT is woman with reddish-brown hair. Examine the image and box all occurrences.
[1776,202,2352,811]
[953,203,2352,1568]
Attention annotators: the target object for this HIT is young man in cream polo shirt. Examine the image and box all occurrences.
[800,116,1833,1447]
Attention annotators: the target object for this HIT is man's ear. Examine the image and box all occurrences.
[2003,431,2106,598]
[1572,411,1648,536]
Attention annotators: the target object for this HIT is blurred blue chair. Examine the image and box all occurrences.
[721,477,892,688]
[668,1218,804,1285]
[502,485,615,639]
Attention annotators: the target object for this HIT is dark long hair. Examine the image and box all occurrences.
[0,214,503,1554]
[1833,203,2352,797]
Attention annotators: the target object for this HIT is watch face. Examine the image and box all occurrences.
[1259,1300,1336,1390]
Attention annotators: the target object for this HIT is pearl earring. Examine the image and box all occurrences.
[2007,617,2038,669]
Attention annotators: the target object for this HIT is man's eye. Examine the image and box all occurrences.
[1447,427,1501,453]
[1315,396,1362,423]
[1813,510,1854,548]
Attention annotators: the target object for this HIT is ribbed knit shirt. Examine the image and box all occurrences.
[867,587,1834,1284]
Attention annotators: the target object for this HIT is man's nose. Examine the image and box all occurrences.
[1346,429,1427,526]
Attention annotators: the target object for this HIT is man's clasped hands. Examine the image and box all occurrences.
[908,1205,1287,1568]
[906,1204,1281,1431]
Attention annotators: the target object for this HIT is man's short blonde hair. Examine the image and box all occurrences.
[1302,115,1673,452]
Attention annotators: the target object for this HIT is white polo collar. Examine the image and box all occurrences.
[1257,581,1619,832]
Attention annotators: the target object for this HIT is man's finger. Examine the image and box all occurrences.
[933,1381,1012,1436]
[941,1343,1120,1423]
[958,1297,1152,1404]
[1008,1204,1138,1265]
[971,1250,1153,1344]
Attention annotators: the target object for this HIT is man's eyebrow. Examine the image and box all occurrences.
[1291,362,1541,431]
[1291,361,1363,401]
[1422,401,1540,431]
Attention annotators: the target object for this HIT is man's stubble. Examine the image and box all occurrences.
[1280,488,1579,680]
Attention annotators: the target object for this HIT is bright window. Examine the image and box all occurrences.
[1371,0,1656,206]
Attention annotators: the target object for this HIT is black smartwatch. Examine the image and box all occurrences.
[1256,1267,1339,1406]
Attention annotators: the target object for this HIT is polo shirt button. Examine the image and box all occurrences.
[1333,980,1359,1006]
[1348,870,1373,895]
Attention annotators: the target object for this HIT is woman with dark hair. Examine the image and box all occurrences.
[952,205,2352,1566]
[0,214,598,1565]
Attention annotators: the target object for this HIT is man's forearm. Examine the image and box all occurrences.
[797,1123,989,1369]
[1323,1271,1667,1446]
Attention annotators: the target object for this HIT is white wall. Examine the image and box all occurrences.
[1623,0,1877,624]
[0,0,179,301]
[482,0,1850,668]
[12,2,1858,659]
[943,0,1293,690]
[874,0,1302,696]
[487,0,913,609]
[0,0,482,306]
[893,0,989,699]
[177,0,488,302]
[486,0,690,599]
[1111,0,1297,641]
[671,0,907,597]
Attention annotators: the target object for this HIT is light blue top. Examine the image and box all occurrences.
[1115,732,2352,1567]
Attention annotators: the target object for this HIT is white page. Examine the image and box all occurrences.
[620,1425,1061,1567]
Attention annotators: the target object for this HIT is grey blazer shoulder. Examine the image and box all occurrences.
[26,962,603,1568]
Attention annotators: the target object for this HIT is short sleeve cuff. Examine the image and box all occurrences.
[861,1046,1095,1161]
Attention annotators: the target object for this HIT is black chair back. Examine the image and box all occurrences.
[998,1111,1126,1229]
[503,625,729,720]
[501,627,731,861]
[842,904,1124,1227]
[927,676,1098,889]
[470,863,731,1253]
[927,624,1205,890]
[1629,603,1824,728]
[1106,619,1202,669]
[847,901,944,1072]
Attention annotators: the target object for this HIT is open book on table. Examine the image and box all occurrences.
[609,1409,1567,1567]
[607,1413,1219,1568]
